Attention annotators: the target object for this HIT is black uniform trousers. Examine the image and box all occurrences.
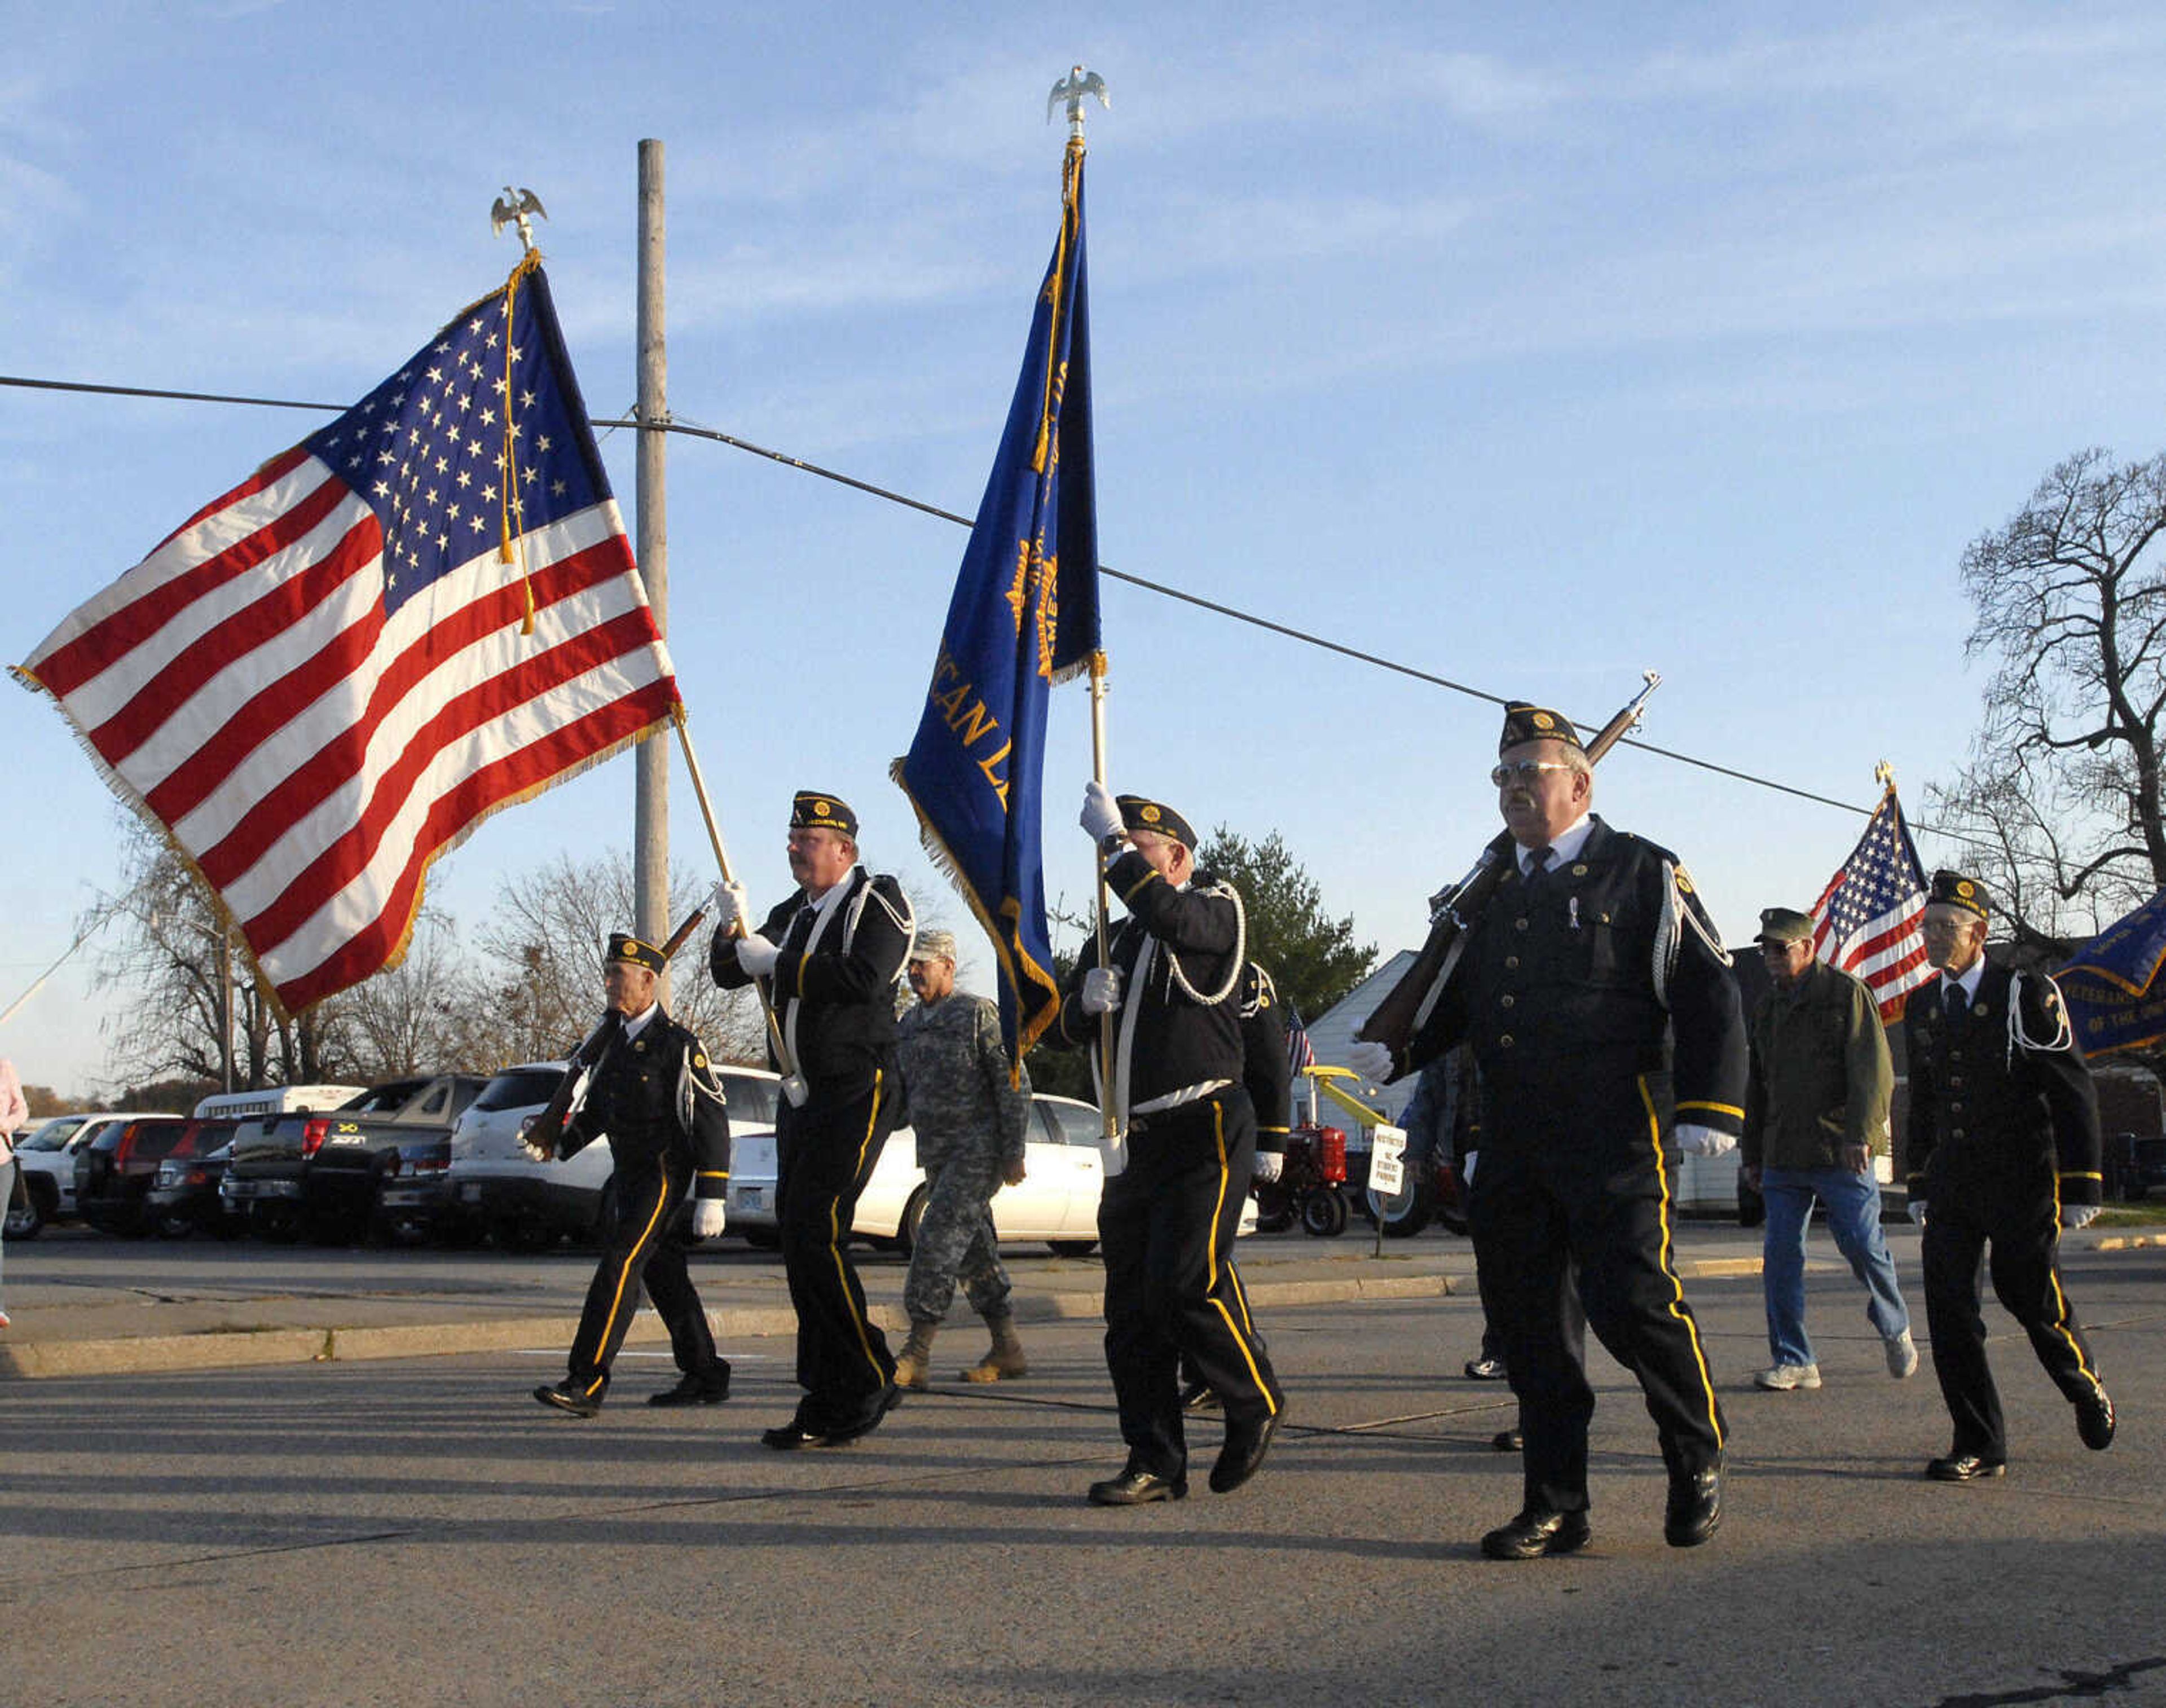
[566,1150,719,1398]
[1922,1158,2103,1460]
[776,1070,898,1428]
[1468,1076,1725,1516]
[1099,1089,1284,1477]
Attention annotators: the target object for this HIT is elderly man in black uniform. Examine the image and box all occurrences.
[1053,787,1287,1504]
[711,791,915,1450]
[1350,701,1745,1559]
[1903,870,2116,1482]
[532,932,733,1418]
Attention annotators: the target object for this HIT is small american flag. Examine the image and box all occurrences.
[1285,1000,1317,1078]
[17,263,679,1016]
[1810,787,1932,1022]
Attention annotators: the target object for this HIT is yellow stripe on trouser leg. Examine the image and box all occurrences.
[1204,1101,1276,1416]
[825,1069,888,1380]
[1640,1076,1723,1449]
[2044,1173,2102,1390]
[591,1172,675,1390]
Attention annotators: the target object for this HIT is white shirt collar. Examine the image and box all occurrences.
[621,1001,659,1042]
[1942,959,1986,1002]
[1520,813,1593,873]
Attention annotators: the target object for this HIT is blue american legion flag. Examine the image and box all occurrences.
[1809,787,1932,1022]
[17,261,677,1015]
[2056,891,2166,1056]
[894,151,1100,1064]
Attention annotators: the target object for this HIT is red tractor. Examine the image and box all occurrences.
[1253,1121,1350,1236]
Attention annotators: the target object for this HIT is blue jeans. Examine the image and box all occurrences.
[1761,1164,1910,1367]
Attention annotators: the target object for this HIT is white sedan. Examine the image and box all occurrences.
[728,1093,1257,1256]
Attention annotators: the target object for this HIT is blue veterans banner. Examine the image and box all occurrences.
[893,148,1100,1065]
[2057,890,2166,1057]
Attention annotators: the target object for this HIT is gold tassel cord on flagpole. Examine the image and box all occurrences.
[1031,137,1085,478]
[499,247,544,634]
[670,702,801,1093]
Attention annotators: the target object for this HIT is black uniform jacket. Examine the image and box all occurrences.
[1406,817,1746,1147]
[1051,851,1245,1105]
[559,1007,732,1201]
[711,866,912,1099]
[1903,963,2103,1210]
[1239,963,1294,1154]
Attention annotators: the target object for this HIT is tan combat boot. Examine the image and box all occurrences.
[893,1320,939,1390]
[960,1312,1029,1383]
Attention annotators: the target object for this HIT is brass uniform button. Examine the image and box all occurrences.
[1500,995,1516,1010]
[1505,955,1520,969]
[1499,1034,1516,1049]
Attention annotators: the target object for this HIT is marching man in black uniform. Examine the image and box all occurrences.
[1350,701,1745,1559]
[532,932,733,1417]
[1054,786,1287,1504]
[1903,870,2116,1481]
[711,791,915,1450]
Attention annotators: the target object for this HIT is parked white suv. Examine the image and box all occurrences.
[445,1060,782,1251]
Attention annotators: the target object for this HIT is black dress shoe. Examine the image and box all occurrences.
[648,1365,732,1407]
[1181,1380,1220,1412]
[1664,1459,1723,1548]
[1209,1410,1283,1494]
[1491,1428,1524,1453]
[1480,1508,1591,1560]
[760,1419,835,1451]
[827,1383,902,1444]
[1926,1451,2007,1482]
[2077,1389,2116,1451]
[533,1380,604,1418]
[1088,1463,1188,1505]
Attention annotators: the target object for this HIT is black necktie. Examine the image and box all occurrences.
[1523,845,1553,890]
[1945,982,1968,1019]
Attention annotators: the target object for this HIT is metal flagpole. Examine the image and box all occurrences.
[1050,64,1119,1141]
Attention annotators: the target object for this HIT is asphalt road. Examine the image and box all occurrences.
[3,1239,2164,1707]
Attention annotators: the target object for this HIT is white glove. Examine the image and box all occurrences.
[1081,966,1123,1015]
[1080,780,1123,843]
[735,932,781,976]
[1252,1151,1283,1183]
[2062,1203,2102,1230]
[692,1199,727,1239]
[1460,1150,1478,1188]
[709,880,750,934]
[1908,1199,1928,1227]
[518,1134,553,1164]
[1346,1040,1393,1083]
[1676,1124,1736,1157]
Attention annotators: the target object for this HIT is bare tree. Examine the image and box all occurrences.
[90,817,359,1091]
[467,851,761,1066]
[341,912,466,1077]
[1930,447,2166,954]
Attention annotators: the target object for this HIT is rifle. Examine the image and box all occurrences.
[522,905,713,1160]
[1354,672,1662,1070]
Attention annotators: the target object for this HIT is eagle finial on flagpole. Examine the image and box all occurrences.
[490,185,548,256]
[1875,760,1896,793]
[1047,64,1109,143]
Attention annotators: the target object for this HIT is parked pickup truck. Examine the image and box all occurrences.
[222,1075,491,1243]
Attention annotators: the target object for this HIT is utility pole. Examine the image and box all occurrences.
[634,138,671,997]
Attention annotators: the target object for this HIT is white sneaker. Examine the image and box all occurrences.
[1753,1362,1822,1391]
[1885,1330,1918,1380]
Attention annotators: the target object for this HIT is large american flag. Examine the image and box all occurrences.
[16,262,679,1016]
[1809,787,1932,1022]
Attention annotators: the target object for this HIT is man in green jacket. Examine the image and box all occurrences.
[1741,908,1916,1392]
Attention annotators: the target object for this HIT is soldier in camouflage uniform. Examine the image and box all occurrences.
[891,930,1034,1386]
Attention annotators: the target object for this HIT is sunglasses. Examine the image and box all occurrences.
[1490,760,1579,787]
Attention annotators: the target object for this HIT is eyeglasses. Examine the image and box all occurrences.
[1490,760,1579,787]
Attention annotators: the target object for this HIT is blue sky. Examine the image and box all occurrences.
[7,3,2166,1095]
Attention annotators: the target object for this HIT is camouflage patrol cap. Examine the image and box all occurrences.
[1754,907,1816,947]
[1499,702,1585,755]
[607,932,668,974]
[909,928,958,964]
[1929,870,1989,922]
[791,791,857,838]
[1117,793,1196,849]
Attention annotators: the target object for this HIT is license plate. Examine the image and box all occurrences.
[328,1134,368,1147]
